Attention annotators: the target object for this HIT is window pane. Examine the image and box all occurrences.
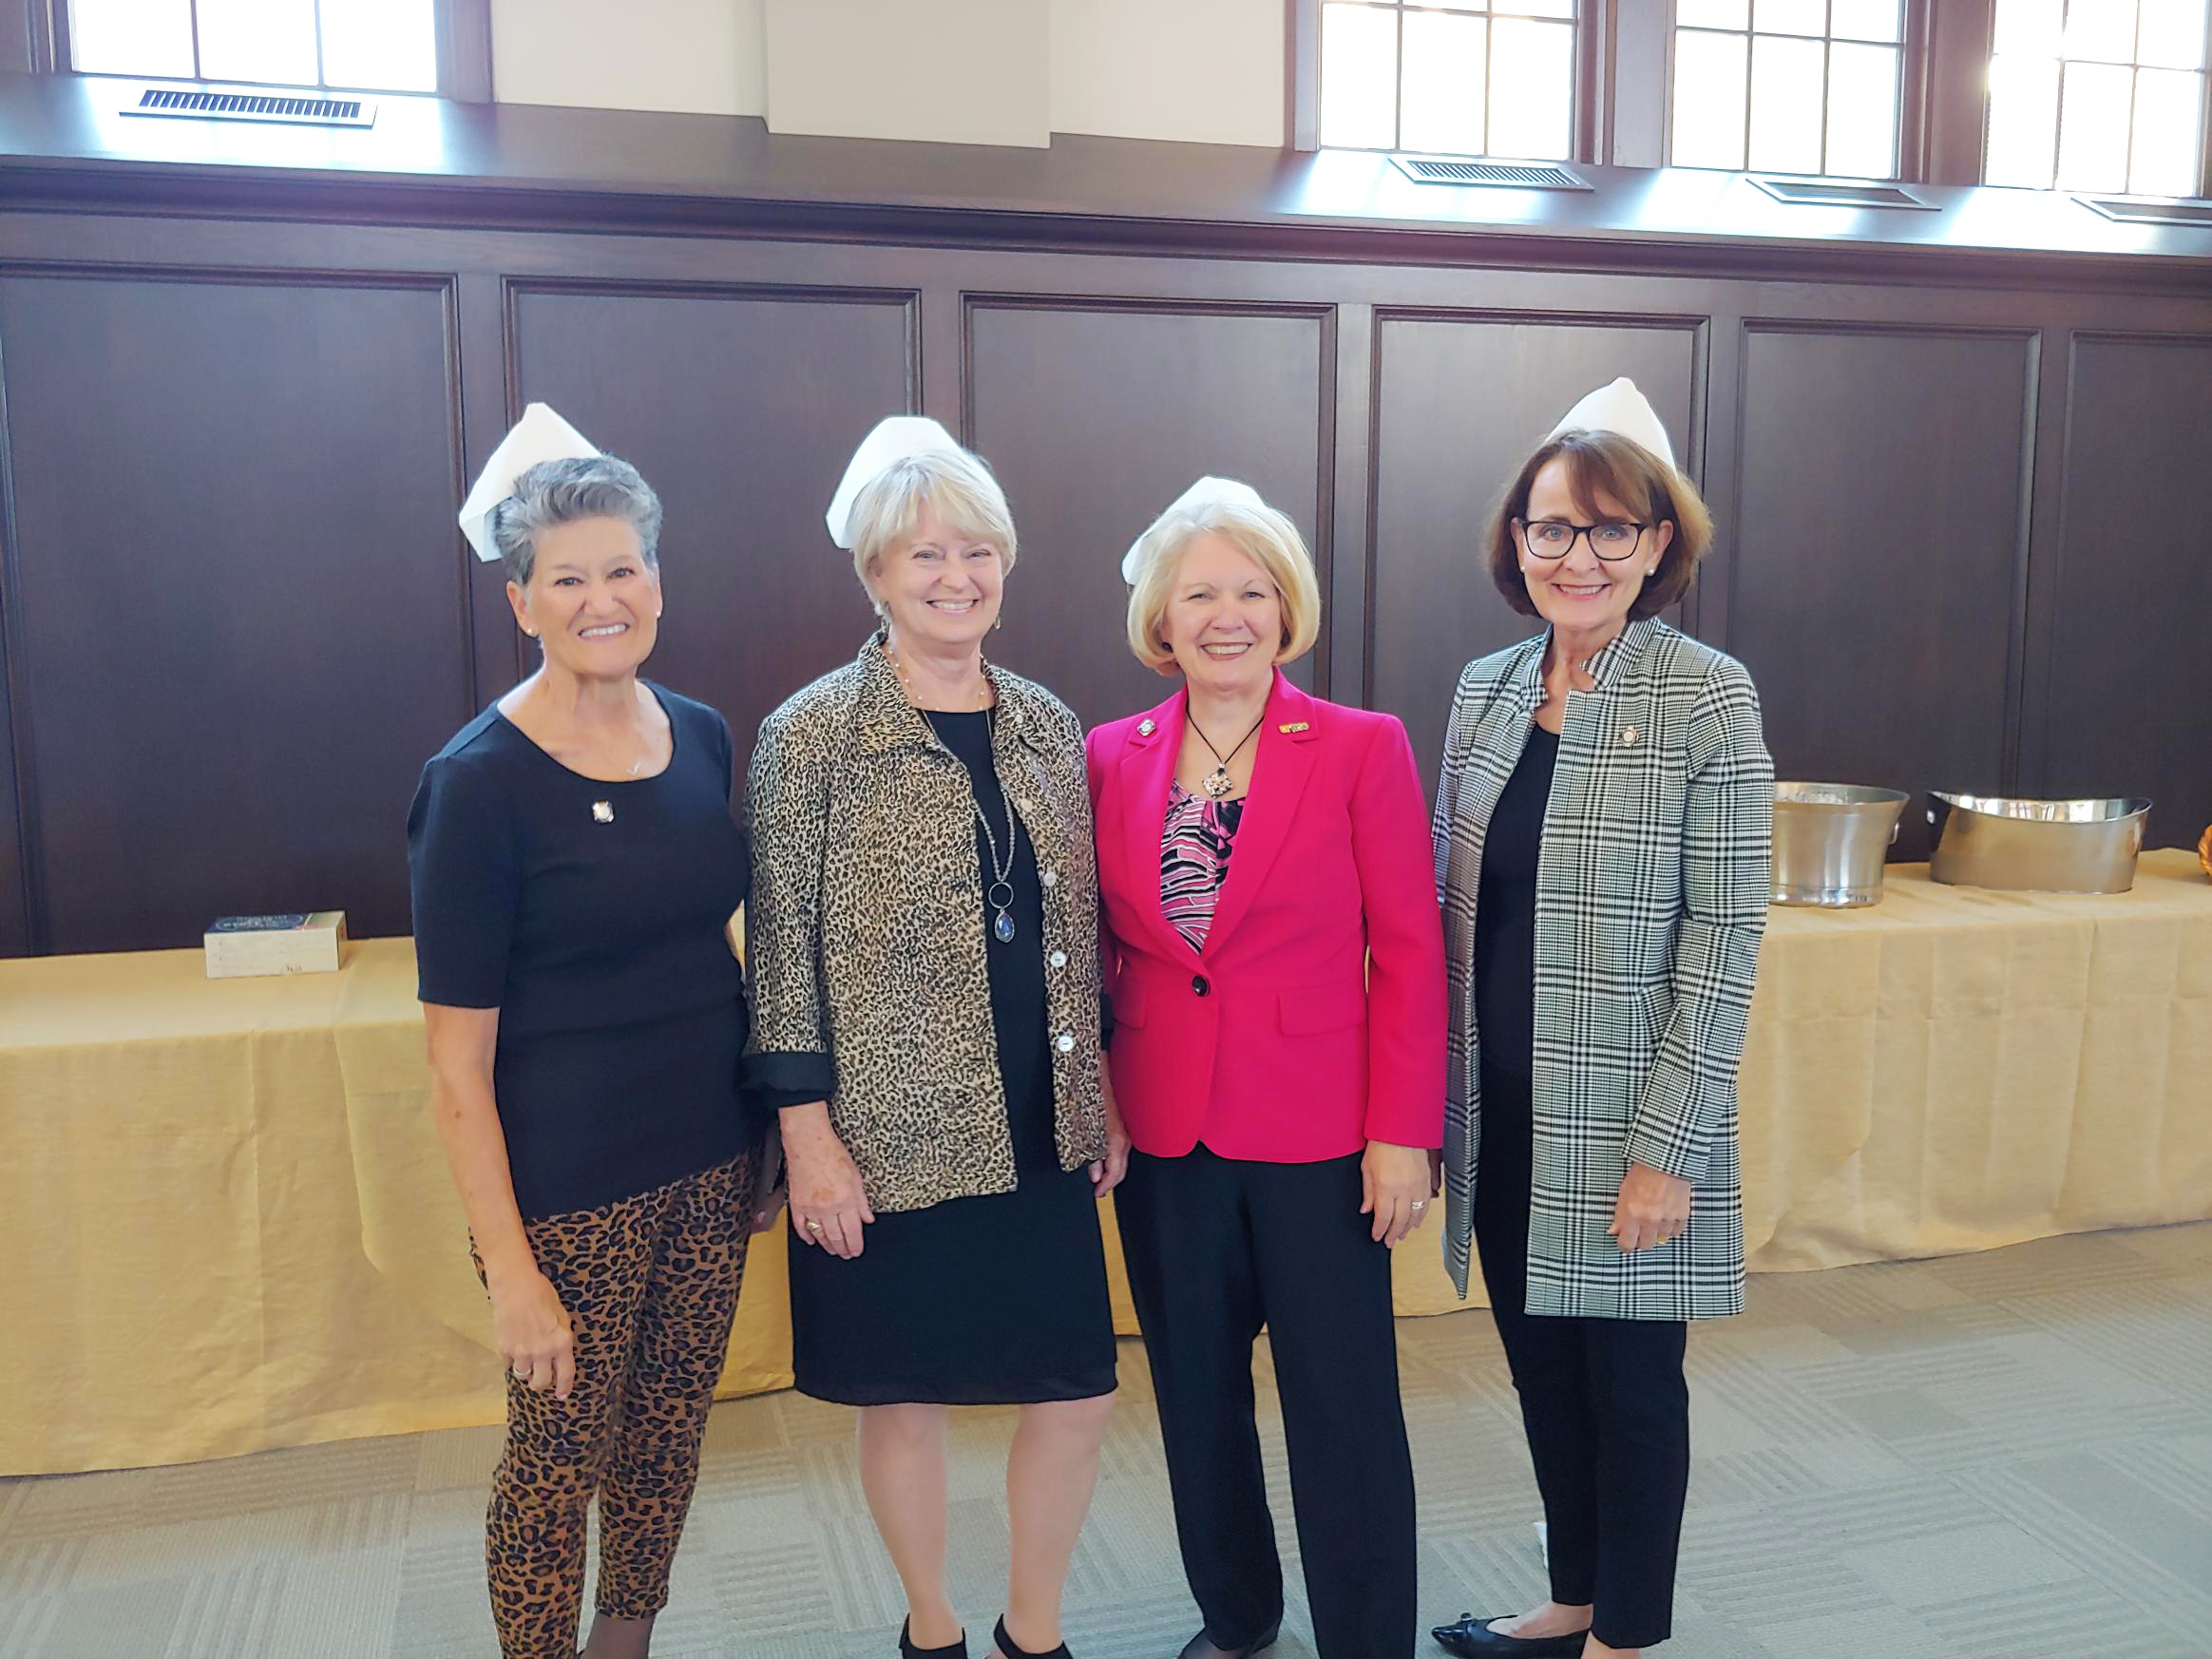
[1830,0,1903,43]
[2138,0,2210,67]
[1401,10,1488,154]
[1498,0,1575,16]
[322,0,439,92]
[1993,0,2065,55]
[1748,31,1825,171]
[197,0,319,85]
[1754,0,1828,36]
[1489,17,1574,158]
[1986,52,2063,185]
[1826,42,1900,176]
[1320,3,1400,148]
[2129,67,2207,192]
[2056,60,2138,189]
[2063,0,2140,62]
[1678,0,1749,25]
[1672,28,1750,167]
[70,0,197,76]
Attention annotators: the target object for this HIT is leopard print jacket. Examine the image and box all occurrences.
[745,633,1107,1213]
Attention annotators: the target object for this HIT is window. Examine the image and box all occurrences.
[1984,0,2208,196]
[69,0,441,95]
[1317,2,1579,159]
[1670,1,1907,179]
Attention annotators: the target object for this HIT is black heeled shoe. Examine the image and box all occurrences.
[900,1616,969,1659]
[1430,1611,1589,1657]
[1177,1617,1281,1659]
[991,1614,1072,1659]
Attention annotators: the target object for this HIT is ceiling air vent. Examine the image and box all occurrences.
[121,87,376,128]
[2076,194,2212,227]
[1750,176,1935,209]
[1389,154,1591,191]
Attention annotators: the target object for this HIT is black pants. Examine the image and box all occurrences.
[1116,1144,1417,1659]
[1474,1067,1689,1652]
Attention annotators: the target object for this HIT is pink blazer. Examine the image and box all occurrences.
[1086,672,1447,1162]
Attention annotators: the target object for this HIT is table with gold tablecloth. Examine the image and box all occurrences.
[4,849,2207,1477]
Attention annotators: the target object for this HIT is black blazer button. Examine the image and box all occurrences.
[1192,975,1210,997]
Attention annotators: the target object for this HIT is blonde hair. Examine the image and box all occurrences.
[848,447,1018,611]
[1124,495,1322,673]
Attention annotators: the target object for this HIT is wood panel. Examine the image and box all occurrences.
[1367,311,1704,796]
[2038,334,2212,851]
[963,297,1332,731]
[1729,324,2035,860]
[0,270,467,954]
[505,280,919,774]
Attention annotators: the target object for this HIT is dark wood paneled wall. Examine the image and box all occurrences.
[0,208,2207,956]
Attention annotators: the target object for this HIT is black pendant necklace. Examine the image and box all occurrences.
[1187,710,1267,801]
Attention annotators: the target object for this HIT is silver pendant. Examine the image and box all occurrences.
[1203,767,1233,801]
[591,801,615,823]
[994,910,1017,944]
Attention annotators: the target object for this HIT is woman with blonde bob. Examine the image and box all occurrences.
[747,418,1125,1659]
[1087,478,1446,1659]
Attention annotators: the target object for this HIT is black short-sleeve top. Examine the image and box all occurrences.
[406,682,754,1217]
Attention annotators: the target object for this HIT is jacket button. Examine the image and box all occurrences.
[1040,869,1059,889]
[1192,975,1210,997]
[1056,1032,1076,1053]
[1049,950,1069,968]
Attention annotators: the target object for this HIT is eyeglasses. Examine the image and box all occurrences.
[1516,519,1649,563]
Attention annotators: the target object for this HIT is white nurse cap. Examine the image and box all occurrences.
[826,415,965,550]
[1121,476,1269,585]
[457,403,601,562]
[1547,377,1676,470]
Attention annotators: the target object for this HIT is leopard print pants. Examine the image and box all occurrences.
[475,1152,755,1659]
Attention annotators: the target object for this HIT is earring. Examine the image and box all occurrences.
[993,613,1003,631]
[524,627,538,638]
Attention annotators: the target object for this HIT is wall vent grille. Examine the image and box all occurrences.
[1389,155,1590,191]
[2077,195,2212,227]
[122,87,375,128]
[1750,176,1935,209]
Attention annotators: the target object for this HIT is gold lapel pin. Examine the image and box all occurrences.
[1279,721,1310,734]
[1137,718,1156,736]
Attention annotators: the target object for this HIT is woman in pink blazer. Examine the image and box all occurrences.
[1087,478,1447,1659]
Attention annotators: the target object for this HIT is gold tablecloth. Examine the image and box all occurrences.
[4,849,2206,1477]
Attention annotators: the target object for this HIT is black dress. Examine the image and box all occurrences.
[406,684,756,1219]
[783,708,1117,1406]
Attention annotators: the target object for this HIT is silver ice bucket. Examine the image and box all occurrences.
[1927,792,2151,894]
[1771,783,1910,907]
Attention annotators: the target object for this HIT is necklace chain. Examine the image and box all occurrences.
[885,641,989,711]
[1187,709,1266,802]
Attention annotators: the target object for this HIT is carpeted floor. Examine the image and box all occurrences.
[4,1222,2209,1659]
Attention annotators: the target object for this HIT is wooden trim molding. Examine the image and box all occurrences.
[437,0,493,103]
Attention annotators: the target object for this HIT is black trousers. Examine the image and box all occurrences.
[1474,1067,1689,1652]
[1116,1144,1417,1659]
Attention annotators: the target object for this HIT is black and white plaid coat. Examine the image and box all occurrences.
[1432,617,1773,1320]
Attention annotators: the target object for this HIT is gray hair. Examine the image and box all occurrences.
[490,455,663,586]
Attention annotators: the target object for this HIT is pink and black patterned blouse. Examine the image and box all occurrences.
[1160,780,1245,952]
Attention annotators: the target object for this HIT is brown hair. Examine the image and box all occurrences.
[1484,429,1712,620]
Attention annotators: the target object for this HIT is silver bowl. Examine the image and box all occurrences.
[1772,783,1910,906]
[1927,792,2151,894]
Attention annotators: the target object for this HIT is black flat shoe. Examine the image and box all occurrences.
[1177,1617,1281,1659]
[1430,1612,1589,1657]
[992,1615,1071,1659]
[901,1616,968,1659]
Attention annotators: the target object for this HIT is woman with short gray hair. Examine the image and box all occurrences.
[410,406,763,1659]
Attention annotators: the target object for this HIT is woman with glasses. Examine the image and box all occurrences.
[1429,380,1772,1659]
